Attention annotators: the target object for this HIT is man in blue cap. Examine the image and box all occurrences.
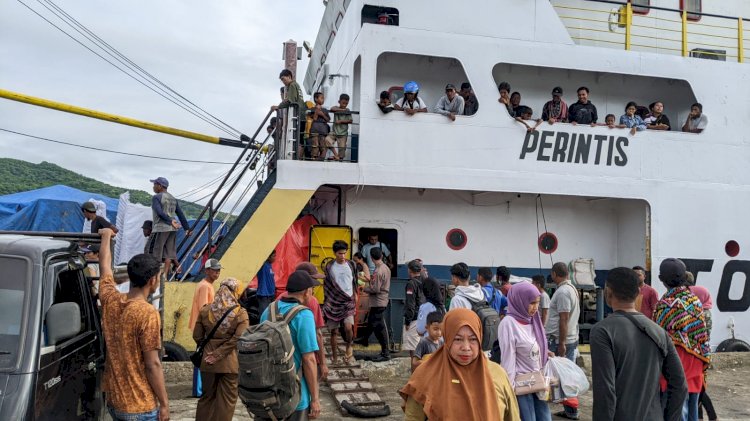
[145,177,191,279]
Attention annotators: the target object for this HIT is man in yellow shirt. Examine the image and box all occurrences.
[188,258,221,397]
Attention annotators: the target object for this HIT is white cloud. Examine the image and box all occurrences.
[0,0,324,205]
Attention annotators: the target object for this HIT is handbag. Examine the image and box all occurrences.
[191,305,239,368]
[514,370,548,395]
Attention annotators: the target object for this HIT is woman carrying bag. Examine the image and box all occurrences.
[193,278,250,421]
[499,281,551,421]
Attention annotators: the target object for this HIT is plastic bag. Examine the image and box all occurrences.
[545,356,589,398]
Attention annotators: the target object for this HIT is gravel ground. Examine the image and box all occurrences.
[165,352,750,420]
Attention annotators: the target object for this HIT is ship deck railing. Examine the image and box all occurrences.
[553,0,750,63]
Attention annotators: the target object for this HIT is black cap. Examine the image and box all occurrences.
[552,87,563,96]
[286,270,319,292]
[81,202,96,213]
[659,258,686,282]
[445,84,456,91]
[460,82,471,90]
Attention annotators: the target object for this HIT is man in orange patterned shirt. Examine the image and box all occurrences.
[98,228,170,421]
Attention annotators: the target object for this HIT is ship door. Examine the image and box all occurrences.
[309,225,353,304]
[357,228,398,275]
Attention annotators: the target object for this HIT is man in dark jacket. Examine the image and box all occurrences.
[591,267,687,421]
[568,86,598,126]
[402,259,426,357]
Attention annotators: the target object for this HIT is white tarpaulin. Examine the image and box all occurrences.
[114,192,152,265]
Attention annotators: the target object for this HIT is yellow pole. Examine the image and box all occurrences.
[625,2,633,51]
[682,10,689,57]
[739,18,745,63]
[0,88,245,147]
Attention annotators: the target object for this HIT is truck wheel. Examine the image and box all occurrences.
[716,338,750,352]
[163,341,190,361]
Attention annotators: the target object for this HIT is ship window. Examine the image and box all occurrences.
[362,5,399,26]
[680,0,701,21]
[377,52,474,117]
[631,0,650,15]
[492,62,700,134]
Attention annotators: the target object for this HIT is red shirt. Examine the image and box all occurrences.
[279,292,324,329]
[661,346,705,393]
[689,286,713,310]
[639,284,660,319]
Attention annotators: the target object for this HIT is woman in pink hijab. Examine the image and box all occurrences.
[498,281,551,421]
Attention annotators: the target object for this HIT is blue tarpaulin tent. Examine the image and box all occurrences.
[0,185,118,232]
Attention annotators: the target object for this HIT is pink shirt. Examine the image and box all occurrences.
[689,286,713,310]
[498,316,542,388]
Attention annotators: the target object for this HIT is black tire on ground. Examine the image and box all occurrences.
[163,341,190,361]
[716,338,750,352]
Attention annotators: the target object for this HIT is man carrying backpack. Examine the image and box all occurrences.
[477,267,508,316]
[258,270,321,420]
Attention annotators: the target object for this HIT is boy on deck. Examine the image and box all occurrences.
[411,311,444,372]
[327,94,353,161]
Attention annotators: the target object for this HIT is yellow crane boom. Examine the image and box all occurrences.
[0,88,247,147]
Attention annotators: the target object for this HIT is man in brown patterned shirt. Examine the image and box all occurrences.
[98,228,170,421]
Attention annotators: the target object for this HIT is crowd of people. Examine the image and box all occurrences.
[374,78,709,137]
[95,215,716,421]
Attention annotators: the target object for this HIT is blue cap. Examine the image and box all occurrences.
[150,177,169,188]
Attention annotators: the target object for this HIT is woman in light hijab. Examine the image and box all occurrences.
[193,278,250,421]
[400,308,520,421]
[499,281,551,421]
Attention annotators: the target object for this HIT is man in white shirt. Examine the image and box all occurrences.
[323,240,357,364]
[545,262,581,420]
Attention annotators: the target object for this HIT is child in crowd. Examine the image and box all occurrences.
[377,91,394,113]
[620,101,647,135]
[515,106,542,132]
[310,92,331,160]
[327,94,352,161]
[411,311,444,372]
[602,113,625,129]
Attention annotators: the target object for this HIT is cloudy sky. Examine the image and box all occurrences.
[0,0,324,205]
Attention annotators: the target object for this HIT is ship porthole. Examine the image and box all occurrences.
[446,229,467,250]
[726,240,740,257]
[538,232,558,254]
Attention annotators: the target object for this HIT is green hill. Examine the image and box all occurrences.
[0,158,208,218]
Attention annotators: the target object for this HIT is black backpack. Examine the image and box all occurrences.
[470,299,501,352]
[238,287,261,325]
[238,301,306,420]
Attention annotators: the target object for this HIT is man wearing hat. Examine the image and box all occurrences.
[146,177,191,278]
[187,258,221,398]
[81,201,118,234]
[542,86,568,124]
[435,83,465,121]
[141,221,153,253]
[260,270,321,419]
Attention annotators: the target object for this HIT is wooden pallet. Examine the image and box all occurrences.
[323,339,390,417]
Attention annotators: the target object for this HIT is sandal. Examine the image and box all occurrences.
[343,345,353,364]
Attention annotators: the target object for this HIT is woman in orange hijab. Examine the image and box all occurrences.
[400,308,520,421]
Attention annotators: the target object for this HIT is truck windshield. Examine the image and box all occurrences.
[0,256,28,371]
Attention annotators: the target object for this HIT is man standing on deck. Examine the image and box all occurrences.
[542,86,568,124]
[568,86,598,126]
[97,228,170,421]
[146,177,191,279]
[435,84,465,121]
[271,69,306,147]
[188,258,220,398]
[546,262,581,420]
[460,82,479,116]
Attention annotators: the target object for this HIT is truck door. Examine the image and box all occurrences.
[308,225,353,304]
[36,263,103,420]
